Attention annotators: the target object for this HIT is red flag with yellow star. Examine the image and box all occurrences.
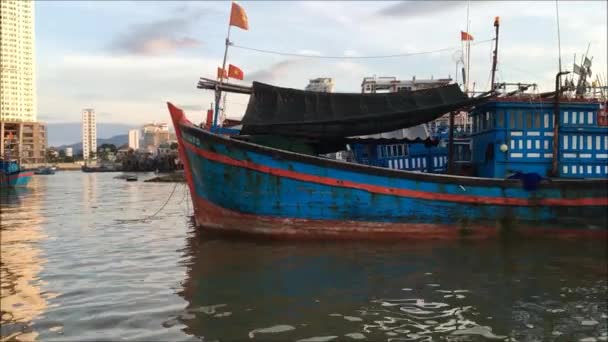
[228,64,244,80]
[229,2,249,30]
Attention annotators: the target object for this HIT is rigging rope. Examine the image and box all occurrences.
[231,39,494,60]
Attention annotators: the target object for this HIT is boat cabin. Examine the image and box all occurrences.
[468,99,607,178]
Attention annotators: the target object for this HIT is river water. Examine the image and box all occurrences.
[1,172,606,341]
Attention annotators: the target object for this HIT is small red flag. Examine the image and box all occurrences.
[217,67,228,79]
[460,31,474,41]
[229,2,249,30]
[228,64,244,80]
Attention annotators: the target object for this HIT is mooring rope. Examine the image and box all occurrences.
[115,182,181,223]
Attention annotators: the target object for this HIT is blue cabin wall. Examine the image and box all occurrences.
[351,142,449,173]
[470,100,607,179]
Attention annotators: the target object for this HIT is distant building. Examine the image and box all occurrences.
[361,75,452,93]
[0,121,47,164]
[305,78,335,93]
[65,147,73,157]
[128,129,140,150]
[0,0,36,123]
[82,109,97,161]
[142,123,169,149]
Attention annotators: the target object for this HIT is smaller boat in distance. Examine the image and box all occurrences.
[34,166,56,175]
[0,159,33,188]
[126,175,138,182]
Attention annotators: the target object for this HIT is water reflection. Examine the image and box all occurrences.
[0,180,48,341]
[177,225,607,341]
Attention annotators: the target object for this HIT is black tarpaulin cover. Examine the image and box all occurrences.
[240,82,490,138]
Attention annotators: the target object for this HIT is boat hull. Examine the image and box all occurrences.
[0,171,33,188]
[168,103,608,239]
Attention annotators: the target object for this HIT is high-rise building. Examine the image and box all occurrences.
[128,129,140,150]
[305,78,335,93]
[1,0,36,122]
[142,122,169,149]
[0,0,44,165]
[82,109,97,160]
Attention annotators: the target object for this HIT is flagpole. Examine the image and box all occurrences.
[215,21,232,129]
[464,0,471,94]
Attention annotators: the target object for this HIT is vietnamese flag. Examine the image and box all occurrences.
[229,2,249,30]
[228,64,244,80]
[217,67,228,79]
[460,31,474,41]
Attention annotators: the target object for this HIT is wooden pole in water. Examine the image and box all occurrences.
[551,71,570,177]
[448,111,456,174]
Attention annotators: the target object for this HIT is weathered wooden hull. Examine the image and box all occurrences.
[168,103,608,239]
[0,171,33,188]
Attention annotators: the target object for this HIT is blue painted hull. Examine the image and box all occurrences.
[0,170,33,188]
[169,103,608,239]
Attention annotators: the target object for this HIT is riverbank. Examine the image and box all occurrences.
[144,171,185,183]
[23,162,83,170]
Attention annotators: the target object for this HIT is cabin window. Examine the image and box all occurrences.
[525,112,533,129]
[517,111,523,129]
[509,111,515,129]
[473,115,478,132]
[533,112,541,128]
[544,113,550,128]
[496,110,504,128]
[588,112,594,125]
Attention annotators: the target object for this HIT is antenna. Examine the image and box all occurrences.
[555,0,563,74]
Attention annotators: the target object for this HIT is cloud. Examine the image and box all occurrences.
[108,8,204,55]
[377,1,466,18]
[37,54,219,123]
[297,50,322,56]
[247,59,308,83]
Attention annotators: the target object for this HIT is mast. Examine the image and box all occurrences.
[490,16,500,91]
[464,0,471,93]
[214,24,232,129]
[551,71,569,177]
[555,0,563,74]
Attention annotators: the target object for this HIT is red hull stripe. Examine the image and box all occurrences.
[7,172,33,181]
[183,141,608,207]
[193,194,608,240]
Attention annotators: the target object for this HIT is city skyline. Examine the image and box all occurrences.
[32,1,608,126]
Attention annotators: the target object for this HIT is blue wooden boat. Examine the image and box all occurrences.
[34,166,56,175]
[167,89,607,239]
[0,159,33,188]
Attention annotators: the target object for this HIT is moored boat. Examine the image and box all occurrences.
[168,2,607,239]
[0,159,33,188]
[167,94,607,239]
[34,166,56,175]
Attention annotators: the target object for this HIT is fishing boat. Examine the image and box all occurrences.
[126,175,138,182]
[0,159,33,188]
[167,81,607,239]
[168,3,607,239]
[34,166,56,175]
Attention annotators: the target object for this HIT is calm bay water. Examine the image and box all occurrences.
[1,172,607,341]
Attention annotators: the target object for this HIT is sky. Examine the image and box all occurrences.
[36,0,607,125]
